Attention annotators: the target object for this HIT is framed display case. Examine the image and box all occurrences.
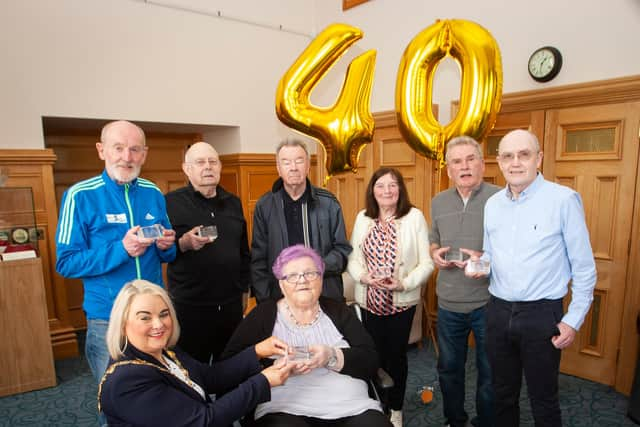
[0,187,39,259]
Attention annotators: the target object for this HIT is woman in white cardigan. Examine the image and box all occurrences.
[347,167,434,427]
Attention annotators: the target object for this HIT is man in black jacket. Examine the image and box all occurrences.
[251,139,352,303]
[166,142,250,363]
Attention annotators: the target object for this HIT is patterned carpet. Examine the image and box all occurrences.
[0,340,637,426]
[404,341,638,426]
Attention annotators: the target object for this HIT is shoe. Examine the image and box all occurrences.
[390,409,403,427]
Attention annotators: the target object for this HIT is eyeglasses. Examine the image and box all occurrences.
[188,158,219,168]
[497,150,537,163]
[280,271,321,284]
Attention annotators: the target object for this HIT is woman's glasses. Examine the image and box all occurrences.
[281,271,321,284]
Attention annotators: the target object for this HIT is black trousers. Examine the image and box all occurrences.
[254,410,392,427]
[486,296,563,427]
[363,305,416,410]
[174,299,243,364]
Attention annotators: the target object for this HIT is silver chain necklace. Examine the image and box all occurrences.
[284,302,321,328]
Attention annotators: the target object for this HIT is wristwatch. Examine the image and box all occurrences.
[326,347,337,369]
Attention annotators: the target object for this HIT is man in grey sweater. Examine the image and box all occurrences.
[430,136,500,427]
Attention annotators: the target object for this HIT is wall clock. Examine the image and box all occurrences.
[528,46,562,82]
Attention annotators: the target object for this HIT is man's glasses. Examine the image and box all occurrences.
[281,271,321,284]
[189,159,219,168]
[497,150,537,163]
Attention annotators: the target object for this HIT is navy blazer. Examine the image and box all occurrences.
[99,344,270,426]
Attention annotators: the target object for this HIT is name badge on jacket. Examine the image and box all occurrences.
[106,213,128,224]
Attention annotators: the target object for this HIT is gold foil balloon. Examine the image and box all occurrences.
[276,23,376,181]
[395,19,503,165]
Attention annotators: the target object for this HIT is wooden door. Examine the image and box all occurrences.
[543,101,640,385]
[322,143,373,238]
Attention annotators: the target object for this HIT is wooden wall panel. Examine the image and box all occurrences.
[220,171,239,196]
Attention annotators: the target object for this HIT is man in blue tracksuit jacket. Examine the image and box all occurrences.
[55,121,176,392]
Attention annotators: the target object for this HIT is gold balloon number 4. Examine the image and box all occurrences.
[276,20,503,179]
[276,23,376,181]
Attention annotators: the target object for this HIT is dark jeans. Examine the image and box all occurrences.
[486,296,563,427]
[254,410,392,427]
[437,306,494,427]
[174,299,243,364]
[363,305,416,410]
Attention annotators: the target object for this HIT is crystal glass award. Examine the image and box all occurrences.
[137,224,164,240]
[465,259,490,275]
[291,345,311,360]
[198,225,218,242]
[445,248,464,262]
[371,266,392,280]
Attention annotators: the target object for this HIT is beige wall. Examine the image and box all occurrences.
[1,0,315,152]
[313,0,640,124]
[1,0,639,152]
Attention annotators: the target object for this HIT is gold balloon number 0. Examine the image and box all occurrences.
[276,20,502,179]
[396,19,502,166]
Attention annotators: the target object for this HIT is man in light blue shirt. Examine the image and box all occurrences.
[472,129,597,427]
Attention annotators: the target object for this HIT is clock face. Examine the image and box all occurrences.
[528,46,562,82]
[529,49,555,78]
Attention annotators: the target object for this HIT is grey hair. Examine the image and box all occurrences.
[445,136,483,162]
[276,139,310,159]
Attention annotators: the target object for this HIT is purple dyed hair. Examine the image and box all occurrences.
[272,244,325,279]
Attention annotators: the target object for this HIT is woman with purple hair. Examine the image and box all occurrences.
[222,244,392,427]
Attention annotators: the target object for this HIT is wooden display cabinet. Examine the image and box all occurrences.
[0,186,56,396]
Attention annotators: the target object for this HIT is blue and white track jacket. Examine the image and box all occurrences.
[56,170,176,320]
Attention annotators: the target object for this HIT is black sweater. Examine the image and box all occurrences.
[166,184,250,305]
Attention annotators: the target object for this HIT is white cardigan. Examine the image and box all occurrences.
[347,207,434,308]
